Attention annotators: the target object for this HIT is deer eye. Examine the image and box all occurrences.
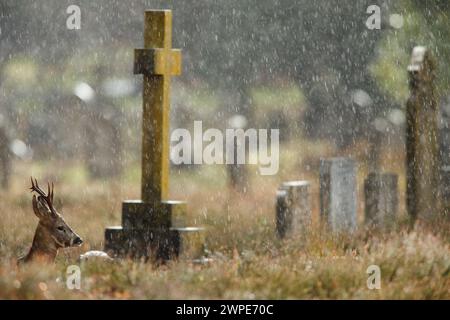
[57,226,64,231]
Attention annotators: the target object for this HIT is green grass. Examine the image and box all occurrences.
[251,85,306,110]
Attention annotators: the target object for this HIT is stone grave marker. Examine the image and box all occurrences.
[319,158,357,232]
[364,172,398,227]
[276,181,311,238]
[104,10,203,261]
[406,46,440,220]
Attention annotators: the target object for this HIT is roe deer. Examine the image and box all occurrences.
[18,178,83,264]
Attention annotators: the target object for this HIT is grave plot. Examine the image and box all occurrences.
[0,3,449,300]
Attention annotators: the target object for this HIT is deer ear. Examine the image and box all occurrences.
[32,195,43,219]
[32,195,51,219]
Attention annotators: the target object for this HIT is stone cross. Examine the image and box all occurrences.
[104,10,203,261]
[319,158,357,232]
[134,10,182,203]
[276,181,311,238]
[364,172,398,227]
[406,46,440,220]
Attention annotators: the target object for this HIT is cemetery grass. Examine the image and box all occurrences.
[0,145,449,299]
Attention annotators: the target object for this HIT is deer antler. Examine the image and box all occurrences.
[30,177,54,209]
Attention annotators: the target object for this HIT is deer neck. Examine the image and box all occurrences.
[25,222,58,263]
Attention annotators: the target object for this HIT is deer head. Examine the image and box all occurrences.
[22,178,83,263]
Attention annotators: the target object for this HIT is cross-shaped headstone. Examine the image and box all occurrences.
[104,10,203,261]
[134,10,181,203]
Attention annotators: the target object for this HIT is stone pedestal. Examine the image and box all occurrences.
[320,158,357,233]
[105,200,204,261]
[276,181,311,238]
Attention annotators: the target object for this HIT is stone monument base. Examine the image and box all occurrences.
[104,200,205,262]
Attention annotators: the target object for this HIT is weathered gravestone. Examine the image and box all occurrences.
[406,46,440,220]
[319,158,357,232]
[104,10,204,261]
[276,181,311,238]
[364,172,398,227]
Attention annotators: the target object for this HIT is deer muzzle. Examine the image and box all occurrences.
[72,236,83,246]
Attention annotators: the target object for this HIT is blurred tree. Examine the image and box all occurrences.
[370,0,450,104]
[2,0,441,155]
[174,0,393,148]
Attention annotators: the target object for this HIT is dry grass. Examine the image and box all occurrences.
[0,141,449,299]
